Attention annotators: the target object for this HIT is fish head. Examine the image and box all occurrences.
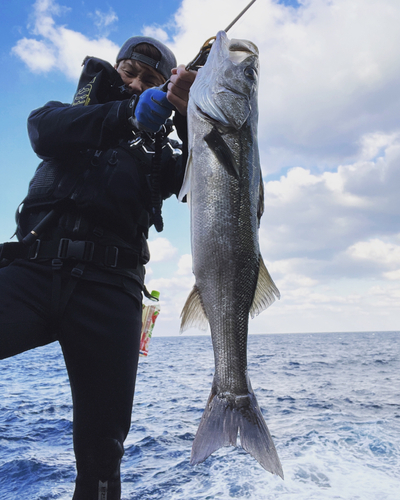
[190,31,259,130]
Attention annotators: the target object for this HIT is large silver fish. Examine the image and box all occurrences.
[179,31,283,478]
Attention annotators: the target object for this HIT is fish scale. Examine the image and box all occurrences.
[179,31,283,477]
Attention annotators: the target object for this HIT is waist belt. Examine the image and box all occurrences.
[0,238,139,269]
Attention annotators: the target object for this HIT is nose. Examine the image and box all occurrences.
[128,77,144,95]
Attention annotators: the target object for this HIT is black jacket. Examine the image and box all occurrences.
[22,58,187,248]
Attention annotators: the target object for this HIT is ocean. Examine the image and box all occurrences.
[0,331,399,500]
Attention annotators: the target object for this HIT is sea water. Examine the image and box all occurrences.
[0,331,399,500]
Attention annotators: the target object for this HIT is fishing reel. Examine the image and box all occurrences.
[185,36,216,71]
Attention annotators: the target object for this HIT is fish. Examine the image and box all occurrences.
[179,31,283,478]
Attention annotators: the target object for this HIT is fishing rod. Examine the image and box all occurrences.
[185,0,257,71]
[225,0,257,33]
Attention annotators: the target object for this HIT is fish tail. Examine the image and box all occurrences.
[190,386,284,479]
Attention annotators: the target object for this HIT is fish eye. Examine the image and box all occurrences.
[244,66,257,80]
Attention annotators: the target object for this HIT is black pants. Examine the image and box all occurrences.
[0,259,142,499]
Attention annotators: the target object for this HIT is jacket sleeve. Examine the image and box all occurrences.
[27,100,132,159]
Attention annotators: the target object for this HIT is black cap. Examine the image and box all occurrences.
[116,36,177,81]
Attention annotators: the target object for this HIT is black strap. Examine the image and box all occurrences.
[51,259,63,323]
[129,52,160,71]
[0,239,140,269]
[50,259,86,325]
[60,263,86,319]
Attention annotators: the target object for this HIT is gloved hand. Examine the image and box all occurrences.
[128,88,175,133]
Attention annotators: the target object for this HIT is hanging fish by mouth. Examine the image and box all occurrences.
[179,31,283,478]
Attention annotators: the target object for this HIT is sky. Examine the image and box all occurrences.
[1,0,400,336]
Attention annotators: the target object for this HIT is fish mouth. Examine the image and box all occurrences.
[229,42,258,59]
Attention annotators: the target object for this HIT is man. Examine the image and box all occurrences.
[0,36,196,499]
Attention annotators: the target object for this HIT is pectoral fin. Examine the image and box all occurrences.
[250,255,280,318]
[204,128,240,180]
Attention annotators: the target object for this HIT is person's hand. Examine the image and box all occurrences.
[132,87,175,133]
[166,65,197,116]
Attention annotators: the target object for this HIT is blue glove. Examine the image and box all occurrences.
[131,88,175,133]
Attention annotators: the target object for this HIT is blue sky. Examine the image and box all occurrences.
[2,0,400,336]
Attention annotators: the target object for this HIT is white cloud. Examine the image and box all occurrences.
[12,0,119,80]
[32,0,68,17]
[142,26,169,43]
[347,239,400,267]
[250,278,400,334]
[148,237,178,262]
[91,8,118,32]
[358,132,400,161]
[384,270,400,281]
[176,253,193,275]
[260,131,400,265]
[13,38,56,72]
